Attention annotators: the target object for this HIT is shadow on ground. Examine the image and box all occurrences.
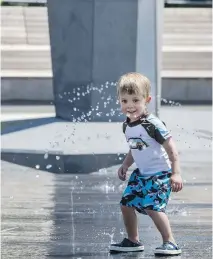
[1,152,125,174]
[1,117,126,173]
[1,117,58,135]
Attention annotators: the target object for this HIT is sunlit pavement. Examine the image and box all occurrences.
[1,105,212,259]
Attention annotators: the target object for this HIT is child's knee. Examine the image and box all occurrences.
[144,209,155,216]
[120,205,134,214]
[144,209,166,218]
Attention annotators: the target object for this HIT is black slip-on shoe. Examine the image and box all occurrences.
[110,238,144,253]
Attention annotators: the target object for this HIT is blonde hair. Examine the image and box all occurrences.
[117,72,151,98]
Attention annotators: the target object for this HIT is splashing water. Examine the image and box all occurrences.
[104,181,115,194]
[103,228,115,244]
[44,153,48,159]
[35,81,211,175]
[120,231,125,237]
[161,98,181,107]
[99,168,108,174]
[56,81,211,138]
[71,186,75,254]
[56,82,184,122]
[167,206,190,217]
[46,164,52,169]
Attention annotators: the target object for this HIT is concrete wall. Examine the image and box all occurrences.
[47,0,134,121]
[1,77,54,101]
[2,77,212,104]
[47,0,163,121]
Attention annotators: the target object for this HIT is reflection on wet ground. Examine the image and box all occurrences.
[1,158,212,259]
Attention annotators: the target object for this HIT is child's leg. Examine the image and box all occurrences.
[110,204,144,252]
[121,205,139,243]
[144,209,175,244]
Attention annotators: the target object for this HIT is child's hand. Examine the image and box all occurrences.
[170,174,183,192]
[117,165,128,181]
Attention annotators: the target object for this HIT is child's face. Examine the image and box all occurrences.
[119,93,151,121]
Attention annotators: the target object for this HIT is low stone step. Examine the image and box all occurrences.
[1,31,26,37]
[1,6,23,14]
[2,50,211,71]
[164,7,212,16]
[163,62,211,70]
[27,39,50,45]
[1,69,211,78]
[164,23,211,29]
[162,34,212,46]
[1,38,27,44]
[164,17,211,22]
[163,39,212,46]
[1,30,211,46]
[1,19,25,26]
[3,62,209,71]
[1,7,211,46]
[2,61,52,70]
[163,27,211,34]
[162,51,211,70]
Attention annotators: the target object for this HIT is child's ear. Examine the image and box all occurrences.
[146,96,151,103]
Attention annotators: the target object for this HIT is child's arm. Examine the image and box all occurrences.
[163,137,180,175]
[117,150,134,181]
[122,149,134,168]
[163,137,183,192]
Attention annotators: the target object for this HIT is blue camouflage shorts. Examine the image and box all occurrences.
[120,168,172,215]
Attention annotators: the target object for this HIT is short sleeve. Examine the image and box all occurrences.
[154,121,171,144]
[122,121,127,134]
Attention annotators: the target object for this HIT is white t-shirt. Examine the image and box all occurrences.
[123,113,171,175]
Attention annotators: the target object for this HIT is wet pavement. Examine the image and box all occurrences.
[1,105,212,259]
[1,158,212,259]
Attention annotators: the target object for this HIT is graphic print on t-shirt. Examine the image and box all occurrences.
[128,137,149,151]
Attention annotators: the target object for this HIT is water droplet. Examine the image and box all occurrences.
[181,211,188,217]
[35,165,40,169]
[44,153,48,159]
[46,164,52,169]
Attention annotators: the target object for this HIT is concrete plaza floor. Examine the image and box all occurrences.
[1,105,212,258]
[1,160,212,259]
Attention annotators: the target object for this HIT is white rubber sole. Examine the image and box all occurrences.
[110,245,144,253]
[154,248,182,255]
